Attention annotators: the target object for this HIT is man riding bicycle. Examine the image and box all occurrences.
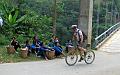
[71,25,86,62]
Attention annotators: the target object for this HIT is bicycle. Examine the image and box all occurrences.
[65,45,95,66]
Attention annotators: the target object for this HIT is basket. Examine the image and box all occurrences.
[20,48,28,58]
[6,46,15,54]
[46,50,55,59]
[68,46,75,52]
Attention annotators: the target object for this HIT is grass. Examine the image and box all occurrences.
[0,46,42,64]
[0,45,66,64]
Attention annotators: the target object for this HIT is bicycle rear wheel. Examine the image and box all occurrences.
[84,50,95,64]
[65,50,78,66]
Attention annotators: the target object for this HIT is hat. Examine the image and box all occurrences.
[71,25,77,28]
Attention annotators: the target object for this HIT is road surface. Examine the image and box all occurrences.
[0,51,120,75]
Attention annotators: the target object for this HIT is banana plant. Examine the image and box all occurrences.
[1,4,27,36]
[7,8,27,27]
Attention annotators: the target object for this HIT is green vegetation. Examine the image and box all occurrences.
[0,47,42,63]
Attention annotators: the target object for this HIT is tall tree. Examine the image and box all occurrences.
[53,0,57,35]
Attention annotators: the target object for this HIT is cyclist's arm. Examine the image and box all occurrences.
[79,30,83,43]
[72,33,76,41]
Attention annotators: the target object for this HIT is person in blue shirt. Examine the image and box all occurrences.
[24,39,31,56]
[31,34,54,60]
[48,39,54,48]
[53,41,63,57]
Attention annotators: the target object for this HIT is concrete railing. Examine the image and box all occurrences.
[94,22,120,49]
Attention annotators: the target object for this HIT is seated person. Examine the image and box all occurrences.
[48,39,54,48]
[54,37,59,44]
[25,39,31,56]
[33,34,53,51]
[53,42,63,57]
[37,41,54,60]
[31,35,41,53]
[31,35,53,60]
[11,37,21,52]
[65,40,73,53]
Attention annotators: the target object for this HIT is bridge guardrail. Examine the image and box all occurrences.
[94,22,120,49]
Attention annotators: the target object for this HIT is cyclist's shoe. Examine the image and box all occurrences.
[78,57,84,62]
[84,51,87,56]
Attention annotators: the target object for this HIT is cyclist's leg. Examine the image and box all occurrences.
[77,44,86,62]
[78,44,86,54]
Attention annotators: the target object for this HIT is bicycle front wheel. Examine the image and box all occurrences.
[65,50,78,66]
[84,50,95,64]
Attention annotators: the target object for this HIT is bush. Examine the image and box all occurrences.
[0,35,10,45]
[17,35,26,44]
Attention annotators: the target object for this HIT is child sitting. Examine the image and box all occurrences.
[53,42,63,57]
[25,39,31,56]
[11,37,21,53]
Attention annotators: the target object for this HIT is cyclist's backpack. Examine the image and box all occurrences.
[82,31,87,41]
[78,30,87,42]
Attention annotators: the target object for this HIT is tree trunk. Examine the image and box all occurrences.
[53,0,57,35]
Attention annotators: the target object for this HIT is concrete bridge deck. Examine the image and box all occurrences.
[98,29,120,53]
